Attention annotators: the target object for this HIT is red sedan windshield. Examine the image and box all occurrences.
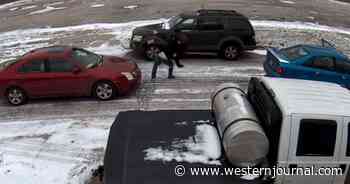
[71,48,102,69]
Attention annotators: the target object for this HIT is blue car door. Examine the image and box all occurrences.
[335,59,350,88]
[303,56,343,84]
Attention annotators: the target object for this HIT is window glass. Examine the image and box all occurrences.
[312,57,335,71]
[48,59,74,72]
[198,17,224,30]
[18,60,45,73]
[72,49,101,69]
[336,60,350,74]
[280,46,309,60]
[296,119,337,156]
[181,18,195,25]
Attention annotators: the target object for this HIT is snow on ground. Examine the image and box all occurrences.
[123,5,139,9]
[1,18,350,183]
[0,0,34,10]
[1,19,350,64]
[91,4,105,8]
[143,123,221,165]
[29,6,66,15]
[0,117,114,184]
[279,0,295,4]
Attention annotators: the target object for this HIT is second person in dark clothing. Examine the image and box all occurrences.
[151,33,187,79]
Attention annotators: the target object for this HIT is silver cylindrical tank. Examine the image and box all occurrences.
[211,83,269,167]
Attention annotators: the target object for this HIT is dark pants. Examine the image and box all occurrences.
[151,54,174,79]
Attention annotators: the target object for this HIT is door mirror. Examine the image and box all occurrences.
[72,66,81,74]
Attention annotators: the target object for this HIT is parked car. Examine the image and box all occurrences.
[264,40,350,88]
[0,46,141,105]
[130,9,256,60]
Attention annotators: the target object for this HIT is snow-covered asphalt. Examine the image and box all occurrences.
[1,11,350,184]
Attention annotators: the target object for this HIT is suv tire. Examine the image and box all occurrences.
[221,44,241,60]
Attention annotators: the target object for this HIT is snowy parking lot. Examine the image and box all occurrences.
[1,0,350,183]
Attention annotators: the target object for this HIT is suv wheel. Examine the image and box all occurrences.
[93,81,116,101]
[145,45,161,61]
[221,44,240,60]
[6,87,27,105]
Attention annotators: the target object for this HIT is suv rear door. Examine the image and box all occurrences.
[194,16,225,51]
[285,114,342,184]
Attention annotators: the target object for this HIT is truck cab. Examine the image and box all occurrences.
[247,77,350,184]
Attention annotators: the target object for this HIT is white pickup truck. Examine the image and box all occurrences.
[212,76,350,184]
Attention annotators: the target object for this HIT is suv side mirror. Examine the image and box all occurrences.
[72,66,81,74]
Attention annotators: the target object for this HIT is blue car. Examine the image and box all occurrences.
[264,42,350,88]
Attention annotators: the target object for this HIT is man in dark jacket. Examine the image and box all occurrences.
[151,33,187,79]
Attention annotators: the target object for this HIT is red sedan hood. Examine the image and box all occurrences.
[100,56,136,72]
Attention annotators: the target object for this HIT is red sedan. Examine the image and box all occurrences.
[0,46,141,105]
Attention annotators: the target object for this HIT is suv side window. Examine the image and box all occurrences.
[198,16,224,30]
[176,18,195,29]
[336,60,350,74]
[296,119,337,156]
[48,58,74,72]
[307,56,335,71]
[18,60,46,73]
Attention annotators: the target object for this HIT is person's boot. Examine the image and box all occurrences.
[168,67,175,79]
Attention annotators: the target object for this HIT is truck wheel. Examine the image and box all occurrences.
[93,81,117,101]
[145,45,161,61]
[221,44,241,60]
[6,87,27,105]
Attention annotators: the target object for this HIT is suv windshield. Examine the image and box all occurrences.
[163,16,183,30]
[0,59,17,71]
[72,48,102,69]
[280,46,309,61]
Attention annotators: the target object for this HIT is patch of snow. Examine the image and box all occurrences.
[123,5,138,9]
[0,117,113,184]
[144,124,221,165]
[279,0,295,4]
[329,0,350,6]
[87,42,128,56]
[21,5,37,10]
[240,173,260,180]
[9,7,19,11]
[0,0,32,10]
[251,20,350,35]
[175,121,188,126]
[247,49,267,55]
[91,4,105,8]
[151,98,208,102]
[29,6,66,15]
[154,88,209,94]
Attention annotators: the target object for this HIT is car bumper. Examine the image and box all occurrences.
[263,62,279,77]
[118,68,142,95]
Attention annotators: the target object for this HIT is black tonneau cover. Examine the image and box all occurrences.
[104,110,263,184]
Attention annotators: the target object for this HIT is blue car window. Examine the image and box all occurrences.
[336,60,350,74]
[311,56,335,71]
[280,46,309,60]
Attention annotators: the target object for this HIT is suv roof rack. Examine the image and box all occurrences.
[196,9,238,16]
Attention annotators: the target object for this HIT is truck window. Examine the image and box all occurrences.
[198,17,224,30]
[247,77,282,165]
[297,119,337,156]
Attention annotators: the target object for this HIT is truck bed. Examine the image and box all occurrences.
[103,110,264,184]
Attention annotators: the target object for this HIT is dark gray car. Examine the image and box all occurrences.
[130,9,257,60]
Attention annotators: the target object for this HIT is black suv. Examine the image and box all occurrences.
[130,9,256,60]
